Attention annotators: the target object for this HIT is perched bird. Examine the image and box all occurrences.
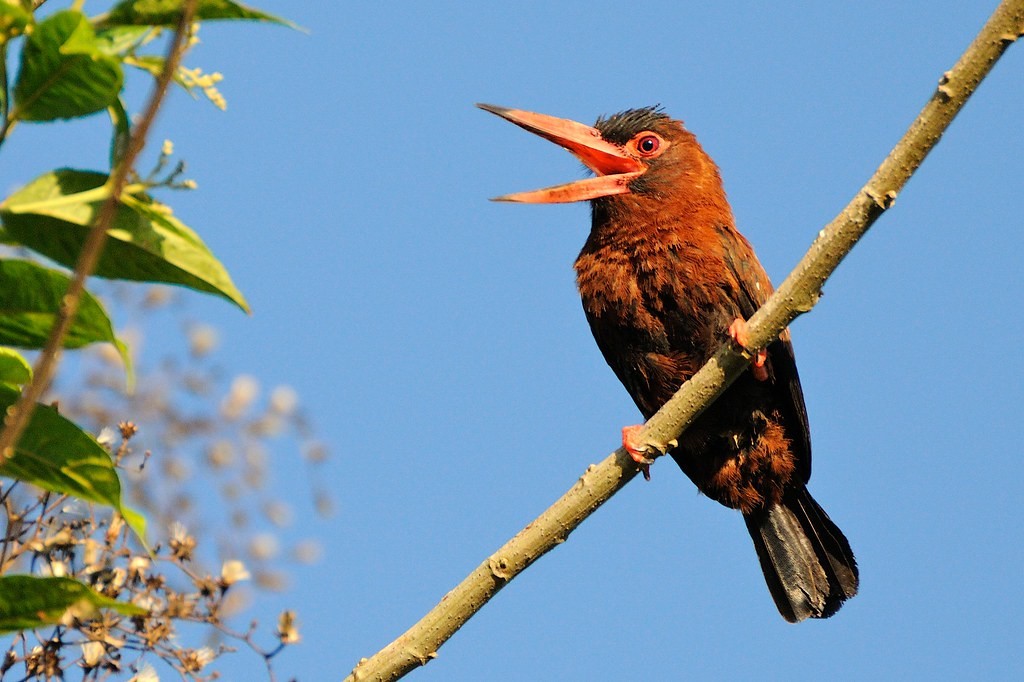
[479,103,858,622]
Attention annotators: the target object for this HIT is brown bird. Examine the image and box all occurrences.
[479,103,857,622]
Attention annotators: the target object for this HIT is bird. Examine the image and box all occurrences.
[479,103,858,622]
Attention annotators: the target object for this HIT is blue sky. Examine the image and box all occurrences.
[4,1,1023,679]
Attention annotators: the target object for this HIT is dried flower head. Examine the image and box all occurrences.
[178,646,215,673]
[188,323,219,358]
[119,421,140,439]
[169,522,197,562]
[276,610,300,644]
[128,556,150,583]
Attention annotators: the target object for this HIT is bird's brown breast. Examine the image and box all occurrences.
[575,214,804,513]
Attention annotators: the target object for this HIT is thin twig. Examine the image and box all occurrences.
[0,1,199,466]
[346,1,1024,680]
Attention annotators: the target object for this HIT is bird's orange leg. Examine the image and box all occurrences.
[728,318,768,382]
[621,425,653,481]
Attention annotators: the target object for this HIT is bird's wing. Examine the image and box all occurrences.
[720,226,813,482]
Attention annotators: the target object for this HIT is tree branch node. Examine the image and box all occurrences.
[863,187,898,209]
[487,555,513,581]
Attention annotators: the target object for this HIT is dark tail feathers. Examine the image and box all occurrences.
[743,487,858,622]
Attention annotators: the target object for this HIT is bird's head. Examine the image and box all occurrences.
[478,103,703,205]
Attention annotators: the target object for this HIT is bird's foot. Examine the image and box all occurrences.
[728,318,768,382]
[622,425,654,481]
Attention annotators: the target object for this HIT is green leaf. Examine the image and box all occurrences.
[94,24,153,56]
[1,169,250,313]
[0,259,125,350]
[12,10,123,121]
[0,258,134,388]
[108,97,131,167]
[103,0,298,29]
[0,575,146,634]
[0,3,32,47]
[0,383,146,543]
[96,28,192,92]
[0,347,31,385]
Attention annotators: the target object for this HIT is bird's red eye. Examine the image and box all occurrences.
[636,134,660,156]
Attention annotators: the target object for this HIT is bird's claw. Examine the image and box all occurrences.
[728,318,769,382]
[622,425,655,463]
[622,425,654,481]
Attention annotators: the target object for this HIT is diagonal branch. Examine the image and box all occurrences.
[0,0,199,466]
[346,1,1024,680]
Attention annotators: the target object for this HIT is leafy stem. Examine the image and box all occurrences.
[0,0,200,466]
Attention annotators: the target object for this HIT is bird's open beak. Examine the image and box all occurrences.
[478,103,645,203]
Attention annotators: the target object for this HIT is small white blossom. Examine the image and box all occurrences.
[129,663,159,682]
[81,641,105,667]
[96,426,117,448]
[220,560,250,586]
